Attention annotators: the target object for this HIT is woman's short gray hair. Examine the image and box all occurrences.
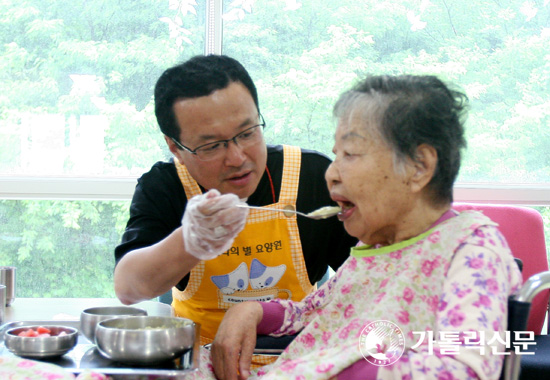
[333,75,468,205]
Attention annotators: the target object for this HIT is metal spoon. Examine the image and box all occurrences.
[237,204,341,220]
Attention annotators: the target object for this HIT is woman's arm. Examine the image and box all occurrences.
[269,272,340,336]
[211,267,341,380]
[211,301,264,380]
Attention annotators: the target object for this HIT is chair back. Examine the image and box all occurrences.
[453,203,549,334]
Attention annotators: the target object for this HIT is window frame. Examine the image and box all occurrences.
[2,177,549,205]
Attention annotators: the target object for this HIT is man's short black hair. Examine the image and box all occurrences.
[154,55,259,139]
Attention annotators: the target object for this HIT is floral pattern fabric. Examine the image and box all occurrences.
[0,356,112,380]
[189,211,523,380]
[0,356,75,380]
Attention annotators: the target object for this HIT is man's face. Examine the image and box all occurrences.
[166,82,267,199]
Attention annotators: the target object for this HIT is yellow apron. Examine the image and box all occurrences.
[172,145,314,350]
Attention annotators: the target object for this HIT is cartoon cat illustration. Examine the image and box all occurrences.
[211,262,249,295]
[249,258,286,289]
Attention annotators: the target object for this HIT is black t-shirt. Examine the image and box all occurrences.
[114,145,358,291]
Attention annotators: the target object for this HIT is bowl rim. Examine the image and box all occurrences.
[96,315,195,330]
[5,325,79,338]
[81,305,148,315]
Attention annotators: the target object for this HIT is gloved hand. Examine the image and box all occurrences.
[182,189,249,260]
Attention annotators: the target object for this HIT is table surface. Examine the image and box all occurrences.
[4,297,173,323]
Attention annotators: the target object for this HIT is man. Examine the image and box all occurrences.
[114,55,357,346]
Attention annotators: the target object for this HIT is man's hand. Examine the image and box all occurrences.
[182,189,249,260]
[211,302,263,380]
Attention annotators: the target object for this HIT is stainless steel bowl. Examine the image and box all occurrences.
[4,325,78,359]
[80,306,147,343]
[95,316,195,364]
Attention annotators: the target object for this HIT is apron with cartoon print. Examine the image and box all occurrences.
[172,145,314,351]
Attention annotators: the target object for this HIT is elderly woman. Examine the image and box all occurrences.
[197,75,523,380]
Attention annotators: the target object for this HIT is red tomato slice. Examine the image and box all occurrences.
[36,326,51,334]
[18,329,39,337]
[17,328,44,337]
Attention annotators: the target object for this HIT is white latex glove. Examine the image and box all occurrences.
[182,189,249,260]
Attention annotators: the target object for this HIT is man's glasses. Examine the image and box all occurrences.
[171,114,265,161]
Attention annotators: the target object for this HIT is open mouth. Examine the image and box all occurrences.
[333,198,356,221]
[339,200,355,211]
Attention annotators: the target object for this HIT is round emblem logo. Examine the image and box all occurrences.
[359,320,405,366]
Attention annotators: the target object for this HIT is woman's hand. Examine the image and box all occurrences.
[211,302,263,380]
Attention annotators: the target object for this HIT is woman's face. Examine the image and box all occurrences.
[325,115,417,246]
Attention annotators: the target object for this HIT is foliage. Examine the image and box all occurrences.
[1,0,550,297]
[0,200,129,297]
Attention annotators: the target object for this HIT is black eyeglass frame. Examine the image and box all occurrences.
[170,114,266,157]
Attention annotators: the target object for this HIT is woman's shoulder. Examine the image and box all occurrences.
[439,210,499,239]
[444,212,519,277]
[453,209,498,225]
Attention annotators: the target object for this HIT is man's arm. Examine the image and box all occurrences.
[114,189,249,305]
[114,227,200,304]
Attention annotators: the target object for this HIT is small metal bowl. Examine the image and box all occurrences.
[4,325,78,359]
[95,316,195,364]
[80,306,147,343]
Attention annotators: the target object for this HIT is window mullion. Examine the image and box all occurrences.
[205,0,223,55]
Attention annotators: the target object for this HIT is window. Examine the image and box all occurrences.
[1,0,549,297]
[0,0,205,297]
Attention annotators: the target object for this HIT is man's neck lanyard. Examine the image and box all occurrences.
[265,165,276,204]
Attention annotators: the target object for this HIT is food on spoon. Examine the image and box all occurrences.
[307,206,342,218]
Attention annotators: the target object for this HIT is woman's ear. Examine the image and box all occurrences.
[410,144,438,193]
